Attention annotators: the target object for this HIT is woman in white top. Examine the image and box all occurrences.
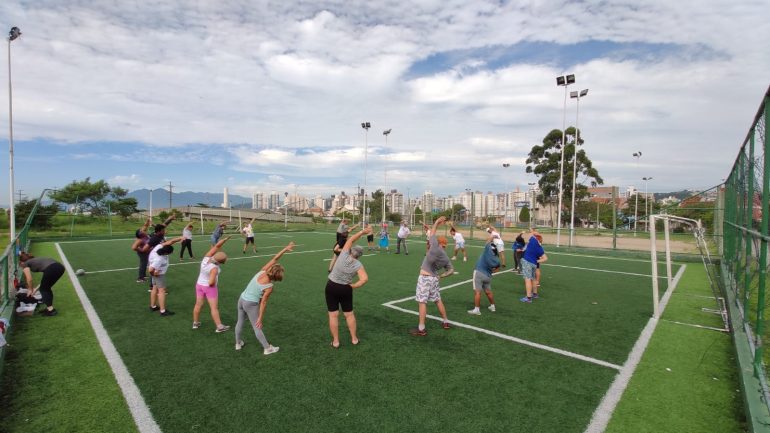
[234,241,295,355]
[180,223,194,260]
[193,235,232,332]
[450,225,467,262]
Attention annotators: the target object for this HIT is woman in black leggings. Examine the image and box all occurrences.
[19,252,65,316]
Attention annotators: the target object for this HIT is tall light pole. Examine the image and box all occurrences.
[555,73,575,247]
[361,122,371,225]
[632,152,642,234]
[643,177,653,232]
[568,88,588,247]
[7,27,21,246]
[284,191,288,230]
[383,129,391,224]
[465,188,474,240]
[502,163,510,231]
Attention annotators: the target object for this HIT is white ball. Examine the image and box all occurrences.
[75,269,86,276]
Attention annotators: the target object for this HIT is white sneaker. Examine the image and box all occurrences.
[192,322,201,330]
[263,345,280,355]
[235,340,245,350]
[463,257,467,262]
[467,308,481,315]
[215,325,231,333]
[488,304,496,312]
[451,256,457,261]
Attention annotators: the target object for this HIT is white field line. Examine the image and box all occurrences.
[82,246,326,275]
[383,267,625,370]
[55,243,162,433]
[56,231,330,244]
[660,319,729,333]
[584,264,687,433]
[543,263,668,279]
[384,303,622,370]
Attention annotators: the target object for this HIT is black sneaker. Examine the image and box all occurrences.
[160,310,175,316]
[150,305,160,311]
[41,308,58,316]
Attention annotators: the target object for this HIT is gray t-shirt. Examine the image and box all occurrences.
[336,222,348,234]
[420,235,453,277]
[22,257,57,272]
[329,250,362,285]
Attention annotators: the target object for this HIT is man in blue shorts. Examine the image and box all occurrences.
[520,229,547,303]
[410,216,454,336]
[467,239,500,315]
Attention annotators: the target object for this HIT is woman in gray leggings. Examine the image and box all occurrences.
[234,241,295,355]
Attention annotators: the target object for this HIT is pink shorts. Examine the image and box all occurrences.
[195,283,219,299]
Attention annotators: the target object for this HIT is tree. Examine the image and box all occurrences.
[525,127,603,223]
[365,189,389,223]
[15,199,59,229]
[519,206,530,224]
[49,178,129,216]
[107,197,139,221]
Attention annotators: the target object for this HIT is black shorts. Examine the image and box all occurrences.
[367,234,374,242]
[245,237,255,245]
[325,279,353,312]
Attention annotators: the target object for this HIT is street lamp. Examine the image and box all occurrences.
[465,188,475,240]
[555,73,575,247]
[632,152,642,234]
[643,177,653,231]
[383,129,391,224]
[568,88,588,247]
[7,26,21,247]
[284,191,288,230]
[502,163,510,231]
[361,122,371,225]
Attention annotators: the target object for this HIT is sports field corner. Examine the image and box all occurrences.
[0,230,746,433]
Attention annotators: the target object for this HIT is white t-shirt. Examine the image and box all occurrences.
[182,227,193,240]
[243,224,254,238]
[197,257,220,286]
[453,232,465,243]
[148,244,170,275]
[397,226,410,238]
[489,230,505,251]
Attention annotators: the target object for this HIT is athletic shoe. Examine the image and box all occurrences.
[215,325,231,333]
[136,278,146,283]
[263,345,280,355]
[488,304,496,312]
[409,328,427,336]
[451,256,457,261]
[149,305,160,311]
[519,297,532,303]
[192,322,201,330]
[235,340,245,351]
[41,308,58,316]
[467,308,481,315]
[395,252,400,254]
[533,293,539,299]
[160,310,175,316]
[442,322,451,329]
[463,257,467,262]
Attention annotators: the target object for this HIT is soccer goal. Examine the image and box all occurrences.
[649,214,729,331]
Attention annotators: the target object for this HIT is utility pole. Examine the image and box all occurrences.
[167,181,173,210]
[16,189,23,203]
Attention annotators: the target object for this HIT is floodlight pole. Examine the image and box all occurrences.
[383,129,391,224]
[555,73,575,247]
[7,27,21,247]
[527,182,536,229]
[361,122,371,226]
[465,188,474,240]
[502,163,510,233]
[284,192,288,230]
[569,89,588,247]
[632,152,642,235]
[643,177,653,232]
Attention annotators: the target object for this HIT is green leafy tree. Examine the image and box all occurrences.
[387,212,402,223]
[525,127,603,223]
[14,199,59,229]
[50,178,129,216]
[519,206,530,224]
[365,189,389,223]
[106,197,139,221]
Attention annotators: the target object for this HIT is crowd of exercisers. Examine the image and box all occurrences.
[13,215,547,353]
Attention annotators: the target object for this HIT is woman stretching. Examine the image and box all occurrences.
[234,241,295,355]
[193,235,232,332]
[19,252,65,316]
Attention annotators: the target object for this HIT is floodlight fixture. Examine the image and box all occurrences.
[383,129,391,136]
[8,27,21,41]
[361,122,370,129]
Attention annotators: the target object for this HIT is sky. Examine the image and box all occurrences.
[1,0,769,205]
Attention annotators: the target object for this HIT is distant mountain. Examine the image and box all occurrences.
[654,190,696,200]
[128,189,252,210]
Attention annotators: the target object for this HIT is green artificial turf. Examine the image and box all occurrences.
[0,243,136,433]
[606,264,746,433]
[47,231,672,432]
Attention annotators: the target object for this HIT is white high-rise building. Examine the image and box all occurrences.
[252,192,267,209]
[422,191,435,214]
[268,191,281,210]
[221,187,230,208]
[386,190,404,215]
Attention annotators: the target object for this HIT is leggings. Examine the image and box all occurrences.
[137,252,149,279]
[180,239,193,258]
[235,297,270,349]
[39,263,65,307]
[397,237,408,254]
[514,250,523,270]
